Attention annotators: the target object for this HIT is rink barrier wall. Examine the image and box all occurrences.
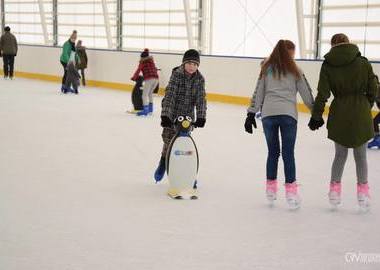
[2,45,380,115]
[3,70,256,108]
[6,70,313,113]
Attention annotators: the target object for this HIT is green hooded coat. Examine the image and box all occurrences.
[312,43,377,148]
[60,40,75,64]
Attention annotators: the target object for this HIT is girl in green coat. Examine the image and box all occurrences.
[308,33,377,212]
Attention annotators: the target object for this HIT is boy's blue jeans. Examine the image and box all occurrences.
[262,115,297,183]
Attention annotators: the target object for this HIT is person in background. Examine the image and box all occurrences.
[60,30,77,93]
[76,40,88,86]
[367,75,380,148]
[63,52,80,94]
[131,48,159,116]
[0,26,18,79]
[308,33,377,212]
[244,40,314,210]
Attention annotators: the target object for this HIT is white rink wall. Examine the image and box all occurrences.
[15,45,380,98]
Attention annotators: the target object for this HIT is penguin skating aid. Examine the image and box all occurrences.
[126,76,144,114]
[166,116,199,199]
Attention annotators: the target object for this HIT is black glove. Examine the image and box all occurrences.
[161,116,172,128]
[244,113,257,134]
[193,118,206,128]
[308,117,324,131]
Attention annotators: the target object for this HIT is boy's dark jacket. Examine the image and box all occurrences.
[161,65,207,122]
[312,43,377,147]
[0,31,18,55]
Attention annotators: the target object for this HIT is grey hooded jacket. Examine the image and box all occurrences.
[248,70,314,120]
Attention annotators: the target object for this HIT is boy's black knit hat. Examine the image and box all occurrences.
[182,49,200,65]
[140,48,149,58]
[4,26,10,32]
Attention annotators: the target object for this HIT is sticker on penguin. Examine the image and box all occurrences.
[166,115,199,200]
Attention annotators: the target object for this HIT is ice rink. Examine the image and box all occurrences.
[1,78,379,270]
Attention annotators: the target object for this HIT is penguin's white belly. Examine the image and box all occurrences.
[167,136,198,193]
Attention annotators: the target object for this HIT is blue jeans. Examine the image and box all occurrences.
[262,115,297,183]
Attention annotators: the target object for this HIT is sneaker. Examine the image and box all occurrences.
[285,182,301,210]
[357,183,370,212]
[154,157,166,182]
[328,182,341,207]
[266,180,277,203]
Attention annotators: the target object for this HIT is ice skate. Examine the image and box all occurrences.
[285,182,301,210]
[357,183,370,213]
[328,182,341,208]
[266,180,277,205]
[148,103,153,114]
[154,157,166,182]
[137,105,149,116]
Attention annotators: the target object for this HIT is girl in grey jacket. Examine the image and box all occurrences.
[244,40,314,209]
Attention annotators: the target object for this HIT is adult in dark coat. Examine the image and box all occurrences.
[75,40,88,86]
[308,33,377,211]
[0,26,18,79]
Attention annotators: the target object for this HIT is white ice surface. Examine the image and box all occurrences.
[0,78,379,270]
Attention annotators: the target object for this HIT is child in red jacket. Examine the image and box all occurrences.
[131,48,159,116]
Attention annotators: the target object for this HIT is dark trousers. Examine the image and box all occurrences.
[3,54,15,78]
[80,69,86,86]
[64,78,79,93]
[161,127,176,157]
[60,61,67,85]
[373,112,380,135]
[262,115,297,183]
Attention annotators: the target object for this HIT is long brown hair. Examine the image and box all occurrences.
[260,40,300,79]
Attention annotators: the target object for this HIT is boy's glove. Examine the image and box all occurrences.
[193,118,206,128]
[244,113,257,134]
[161,116,172,128]
[308,117,324,131]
